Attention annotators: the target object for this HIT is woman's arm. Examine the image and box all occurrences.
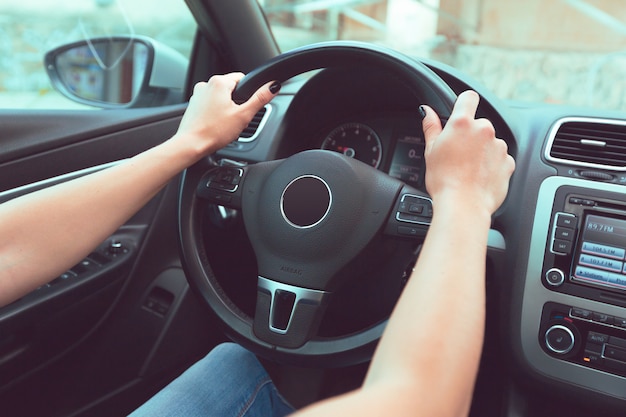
[0,73,279,307]
[294,91,515,417]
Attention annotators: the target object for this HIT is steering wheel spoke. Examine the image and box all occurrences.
[253,277,330,348]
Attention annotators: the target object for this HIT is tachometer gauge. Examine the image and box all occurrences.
[321,122,383,168]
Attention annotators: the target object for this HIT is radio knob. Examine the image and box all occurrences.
[545,268,565,287]
[545,324,575,355]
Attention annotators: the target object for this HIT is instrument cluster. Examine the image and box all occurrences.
[318,116,426,190]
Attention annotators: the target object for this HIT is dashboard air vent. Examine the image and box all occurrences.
[547,118,626,170]
[238,105,271,143]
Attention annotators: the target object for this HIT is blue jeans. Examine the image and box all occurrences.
[129,342,294,417]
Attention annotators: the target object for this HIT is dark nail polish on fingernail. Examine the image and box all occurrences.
[269,81,281,94]
[418,105,427,119]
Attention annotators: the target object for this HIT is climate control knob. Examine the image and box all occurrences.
[545,324,575,355]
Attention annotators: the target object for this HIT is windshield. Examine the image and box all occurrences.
[259,0,626,112]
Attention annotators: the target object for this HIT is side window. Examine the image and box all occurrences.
[0,0,196,110]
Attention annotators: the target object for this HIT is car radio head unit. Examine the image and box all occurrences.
[536,186,626,378]
[543,188,626,303]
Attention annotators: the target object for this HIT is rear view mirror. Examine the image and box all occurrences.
[44,36,188,108]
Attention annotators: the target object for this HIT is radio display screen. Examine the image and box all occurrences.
[573,214,626,290]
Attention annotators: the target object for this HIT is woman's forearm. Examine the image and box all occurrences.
[0,137,200,306]
[363,200,491,416]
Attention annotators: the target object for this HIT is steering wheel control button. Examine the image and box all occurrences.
[408,204,424,214]
[281,175,331,228]
[545,325,575,355]
[398,226,420,236]
[207,167,243,192]
[396,194,433,225]
[545,268,565,287]
[197,166,246,208]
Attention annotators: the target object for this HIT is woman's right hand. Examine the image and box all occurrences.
[420,90,515,218]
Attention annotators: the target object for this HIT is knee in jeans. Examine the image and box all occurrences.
[212,342,254,362]
[208,342,264,375]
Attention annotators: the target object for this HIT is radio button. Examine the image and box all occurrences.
[552,239,573,254]
[581,242,625,260]
[555,227,575,241]
[579,254,624,273]
[574,266,610,283]
[582,199,596,207]
[545,268,565,287]
[607,274,626,287]
[556,213,577,228]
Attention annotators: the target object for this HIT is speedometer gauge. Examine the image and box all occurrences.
[321,123,382,168]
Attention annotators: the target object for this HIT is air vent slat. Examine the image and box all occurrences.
[547,119,626,169]
[239,107,268,140]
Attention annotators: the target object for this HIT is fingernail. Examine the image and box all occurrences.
[418,105,427,120]
[269,81,281,94]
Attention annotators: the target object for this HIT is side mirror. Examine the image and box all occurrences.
[44,36,188,108]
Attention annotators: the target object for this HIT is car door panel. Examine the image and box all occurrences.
[0,106,222,416]
[0,106,187,192]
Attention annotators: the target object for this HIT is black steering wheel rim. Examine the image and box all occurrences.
[234,40,455,118]
[178,41,457,367]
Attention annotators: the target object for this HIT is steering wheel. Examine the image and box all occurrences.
[178,41,456,366]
